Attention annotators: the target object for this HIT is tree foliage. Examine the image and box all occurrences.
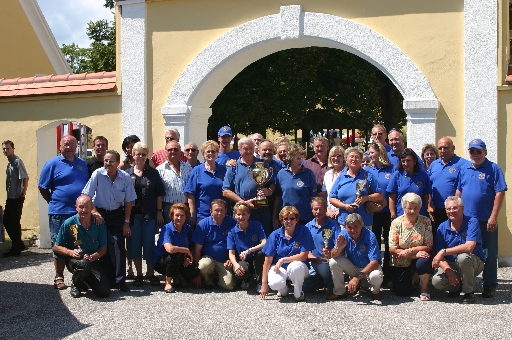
[209,47,406,140]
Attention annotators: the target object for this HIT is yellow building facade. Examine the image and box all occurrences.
[1,0,512,264]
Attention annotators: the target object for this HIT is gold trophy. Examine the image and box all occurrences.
[247,162,274,207]
[321,229,333,263]
[351,180,366,208]
[67,224,83,255]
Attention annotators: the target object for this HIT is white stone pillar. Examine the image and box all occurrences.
[120,1,147,142]
[161,105,212,148]
[403,99,439,155]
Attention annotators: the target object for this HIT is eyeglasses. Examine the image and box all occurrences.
[469,149,483,155]
[185,148,197,152]
[166,147,180,152]
[372,132,383,136]
[104,159,116,164]
[134,153,147,157]
[283,217,296,221]
[445,206,460,212]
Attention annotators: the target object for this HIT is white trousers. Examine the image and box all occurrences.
[267,261,309,298]
[329,256,383,295]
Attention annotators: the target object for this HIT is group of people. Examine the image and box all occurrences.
[2,123,505,304]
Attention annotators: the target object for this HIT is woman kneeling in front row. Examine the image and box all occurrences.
[153,203,199,293]
[260,206,314,302]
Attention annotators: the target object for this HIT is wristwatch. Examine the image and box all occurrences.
[124,219,130,223]
[356,271,365,279]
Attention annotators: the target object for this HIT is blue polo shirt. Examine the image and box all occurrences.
[334,227,382,268]
[265,158,283,181]
[329,168,381,226]
[227,220,266,261]
[216,150,241,165]
[386,169,432,216]
[191,215,237,263]
[152,221,193,267]
[55,214,107,255]
[82,168,137,211]
[305,217,338,258]
[387,151,426,171]
[428,155,469,209]
[222,158,269,201]
[262,224,314,269]
[184,163,227,219]
[366,164,395,213]
[457,159,507,221]
[38,155,89,215]
[433,216,485,262]
[275,167,317,221]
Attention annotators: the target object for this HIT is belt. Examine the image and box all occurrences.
[97,206,124,214]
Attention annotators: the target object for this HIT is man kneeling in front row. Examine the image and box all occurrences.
[328,213,383,300]
[54,194,110,298]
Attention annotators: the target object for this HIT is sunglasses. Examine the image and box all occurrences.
[185,148,197,152]
[283,217,296,221]
[469,149,483,155]
[166,147,180,152]
[104,159,117,164]
[400,151,413,157]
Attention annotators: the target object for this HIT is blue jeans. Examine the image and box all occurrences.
[479,220,498,290]
[49,214,74,259]
[126,215,157,260]
[302,261,333,293]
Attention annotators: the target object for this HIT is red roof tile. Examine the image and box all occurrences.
[0,72,117,98]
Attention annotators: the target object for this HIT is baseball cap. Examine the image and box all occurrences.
[468,139,486,150]
[218,126,233,137]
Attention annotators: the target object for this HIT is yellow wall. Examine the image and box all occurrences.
[145,0,465,154]
[0,93,121,237]
[1,0,56,78]
[498,88,512,260]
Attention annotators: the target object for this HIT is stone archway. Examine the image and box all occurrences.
[161,5,439,153]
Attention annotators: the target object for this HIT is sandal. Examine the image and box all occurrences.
[54,277,67,290]
[420,292,431,301]
[133,275,144,287]
[148,275,160,287]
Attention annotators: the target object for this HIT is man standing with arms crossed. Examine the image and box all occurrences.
[2,140,28,257]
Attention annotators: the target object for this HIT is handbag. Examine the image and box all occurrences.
[364,171,387,214]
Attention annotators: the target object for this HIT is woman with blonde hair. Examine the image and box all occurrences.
[322,146,345,219]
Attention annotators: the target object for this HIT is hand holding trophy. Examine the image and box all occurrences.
[351,180,366,208]
[247,162,273,207]
[321,229,333,263]
[67,224,84,258]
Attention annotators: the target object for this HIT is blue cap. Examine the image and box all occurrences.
[468,139,486,150]
[218,126,233,137]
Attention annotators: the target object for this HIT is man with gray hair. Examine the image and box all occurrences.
[184,142,200,168]
[327,213,383,300]
[304,136,329,195]
[432,196,485,304]
[251,133,263,157]
[223,137,274,235]
[151,128,187,167]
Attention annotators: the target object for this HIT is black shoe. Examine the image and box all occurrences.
[482,289,495,298]
[70,284,81,298]
[133,276,144,287]
[204,284,214,290]
[164,287,176,293]
[462,292,475,304]
[2,250,21,257]
[117,282,130,292]
[448,287,462,298]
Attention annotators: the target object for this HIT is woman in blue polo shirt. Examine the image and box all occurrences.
[153,203,199,293]
[273,144,317,227]
[260,206,314,302]
[185,140,227,226]
[387,148,432,219]
[227,202,267,292]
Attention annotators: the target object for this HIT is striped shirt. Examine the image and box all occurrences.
[157,161,192,203]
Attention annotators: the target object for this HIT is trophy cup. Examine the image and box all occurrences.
[351,180,366,208]
[67,224,84,256]
[247,162,274,207]
[321,229,333,263]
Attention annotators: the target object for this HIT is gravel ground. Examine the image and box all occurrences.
[1,248,511,340]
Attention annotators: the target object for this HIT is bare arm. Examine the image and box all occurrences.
[38,187,51,204]
[388,193,397,216]
[21,178,29,197]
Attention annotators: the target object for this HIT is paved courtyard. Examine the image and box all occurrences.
[1,248,511,340]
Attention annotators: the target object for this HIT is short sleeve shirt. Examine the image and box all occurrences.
[305,217,339,258]
[389,215,433,267]
[262,224,314,269]
[124,165,166,220]
[157,161,193,204]
[55,214,107,255]
[152,221,193,267]
[6,155,28,199]
[386,169,432,216]
[222,158,268,201]
[191,215,237,262]
[303,155,329,192]
[184,163,227,219]
[226,220,266,261]
[366,164,395,213]
[216,150,241,166]
[275,167,317,221]
[428,155,469,208]
[335,227,382,268]
[82,167,137,210]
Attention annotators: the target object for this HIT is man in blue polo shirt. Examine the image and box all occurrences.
[432,196,485,304]
[327,213,383,300]
[192,199,237,290]
[387,129,426,170]
[428,137,469,235]
[303,197,338,294]
[223,137,274,235]
[455,138,506,299]
[216,126,240,165]
[54,195,110,298]
[38,135,90,290]
[82,150,137,292]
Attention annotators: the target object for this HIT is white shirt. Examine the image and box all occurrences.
[157,161,192,203]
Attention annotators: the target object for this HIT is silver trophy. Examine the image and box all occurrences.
[247,162,274,207]
[321,229,333,263]
[351,180,366,208]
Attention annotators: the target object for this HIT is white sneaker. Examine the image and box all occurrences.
[241,281,250,290]
[256,283,262,293]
